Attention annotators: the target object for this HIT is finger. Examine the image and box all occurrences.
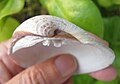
[63,77,73,84]
[1,40,24,74]
[0,60,12,83]
[89,66,117,81]
[6,54,77,84]
[0,40,24,83]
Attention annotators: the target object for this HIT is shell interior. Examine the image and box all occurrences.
[10,35,115,74]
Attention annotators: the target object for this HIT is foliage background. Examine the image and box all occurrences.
[0,0,120,84]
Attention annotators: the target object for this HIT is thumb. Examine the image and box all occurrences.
[6,54,77,84]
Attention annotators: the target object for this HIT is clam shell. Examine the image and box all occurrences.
[9,15,115,74]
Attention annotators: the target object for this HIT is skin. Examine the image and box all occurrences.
[0,39,117,84]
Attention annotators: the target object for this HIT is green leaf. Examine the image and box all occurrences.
[94,78,118,84]
[40,0,104,38]
[103,16,120,83]
[0,17,19,42]
[103,16,120,49]
[0,16,7,31]
[73,74,95,84]
[0,0,25,20]
[97,0,114,8]
[98,0,114,8]
[113,0,120,5]
[97,0,120,8]
[113,48,120,78]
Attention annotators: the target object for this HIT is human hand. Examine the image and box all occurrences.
[0,40,117,84]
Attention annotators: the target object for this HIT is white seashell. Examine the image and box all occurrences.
[9,15,115,74]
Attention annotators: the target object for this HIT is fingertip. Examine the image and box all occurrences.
[89,66,117,81]
[54,54,77,78]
